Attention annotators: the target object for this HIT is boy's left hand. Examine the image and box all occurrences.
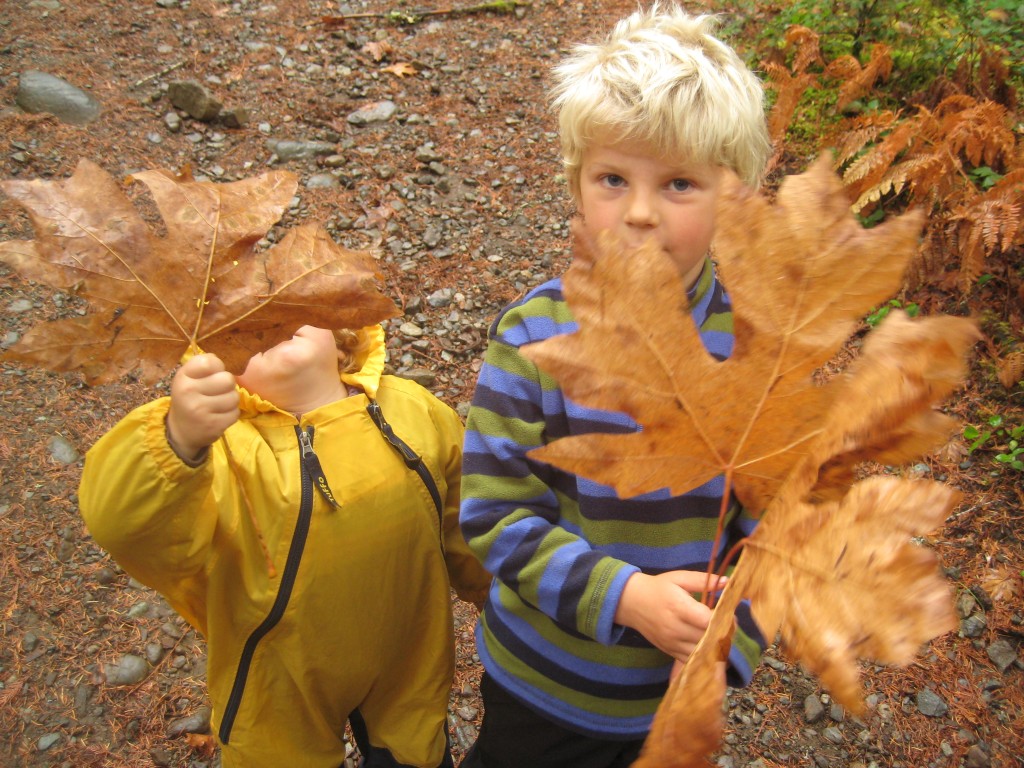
[614,570,724,665]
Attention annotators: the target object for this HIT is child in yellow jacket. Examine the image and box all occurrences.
[79,324,491,768]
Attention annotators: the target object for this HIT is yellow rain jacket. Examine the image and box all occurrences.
[79,327,491,768]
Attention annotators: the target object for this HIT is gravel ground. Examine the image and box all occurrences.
[0,1,1021,767]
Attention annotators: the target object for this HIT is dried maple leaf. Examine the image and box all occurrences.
[525,156,959,515]
[382,61,418,78]
[982,566,1021,603]
[0,160,399,383]
[362,40,394,61]
[185,732,218,758]
[520,157,980,768]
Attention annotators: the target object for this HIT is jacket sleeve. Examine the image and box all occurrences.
[459,307,637,645]
[433,399,492,606]
[78,396,221,630]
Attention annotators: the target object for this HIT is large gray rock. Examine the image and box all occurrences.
[15,70,101,125]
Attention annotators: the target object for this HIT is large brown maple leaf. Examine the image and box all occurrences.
[520,156,980,767]
[0,159,400,383]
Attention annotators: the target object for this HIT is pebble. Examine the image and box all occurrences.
[166,706,211,737]
[48,435,80,464]
[915,687,949,717]
[103,654,149,686]
[167,79,222,122]
[803,693,825,723]
[36,733,60,752]
[986,639,1018,672]
[267,139,337,162]
[347,100,397,125]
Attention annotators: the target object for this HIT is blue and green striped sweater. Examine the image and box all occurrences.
[460,258,765,739]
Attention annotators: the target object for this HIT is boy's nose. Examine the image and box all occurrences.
[624,193,658,227]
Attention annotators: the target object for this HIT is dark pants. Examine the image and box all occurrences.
[459,673,644,768]
[348,709,456,768]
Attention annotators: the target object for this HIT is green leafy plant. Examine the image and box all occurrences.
[969,166,1004,190]
[866,298,919,327]
[964,415,1024,471]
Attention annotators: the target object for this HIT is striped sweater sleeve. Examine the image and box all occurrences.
[461,285,638,644]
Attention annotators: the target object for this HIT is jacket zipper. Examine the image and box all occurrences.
[218,425,318,744]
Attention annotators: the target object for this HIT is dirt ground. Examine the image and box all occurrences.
[0,1,1021,767]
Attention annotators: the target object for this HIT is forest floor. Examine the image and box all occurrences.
[0,1,1021,767]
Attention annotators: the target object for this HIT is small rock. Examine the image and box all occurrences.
[220,105,249,128]
[427,288,454,308]
[267,139,336,162]
[986,639,1019,672]
[22,631,39,652]
[822,725,844,744]
[960,614,987,638]
[306,173,340,189]
[8,298,35,313]
[163,112,182,132]
[73,684,93,718]
[94,567,118,585]
[48,435,80,464]
[168,80,222,122]
[347,100,397,125]
[964,744,991,768]
[400,368,437,387]
[145,643,164,665]
[150,748,174,767]
[37,733,61,752]
[104,654,148,686]
[916,687,949,717]
[399,322,424,338]
[166,705,211,737]
[803,694,825,724]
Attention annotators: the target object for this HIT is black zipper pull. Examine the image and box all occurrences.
[298,427,341,509]
[367,400,421,468]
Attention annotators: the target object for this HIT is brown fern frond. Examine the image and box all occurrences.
[949,184,1023,289]
[996,351,1024,390]
[763,61,819,149]
[935,99,1015,168]
[933,94,980,117]
[842,120,917,194]
[826,43,892,112]
[906,152,963,208]
[828,111,899,169]
[783,25,824,75]
[957,216,988,288]
[851,153,954,214]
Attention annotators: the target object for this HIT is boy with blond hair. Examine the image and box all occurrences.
[459,5,772,766]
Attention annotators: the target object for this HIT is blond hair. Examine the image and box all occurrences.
[332,328,372,375]
[551,2,771,197]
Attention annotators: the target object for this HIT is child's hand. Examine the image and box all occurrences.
[166,354,240,463]
[614,570,725,665]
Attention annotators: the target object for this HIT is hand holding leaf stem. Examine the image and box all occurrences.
[166,354,240,464]
[614,570,726,665]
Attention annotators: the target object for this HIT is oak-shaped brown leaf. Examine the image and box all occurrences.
[0,159,400,383]
[518,156,980,768]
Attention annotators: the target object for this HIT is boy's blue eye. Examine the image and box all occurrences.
[670,178,693,192]
[603,174,626,187]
